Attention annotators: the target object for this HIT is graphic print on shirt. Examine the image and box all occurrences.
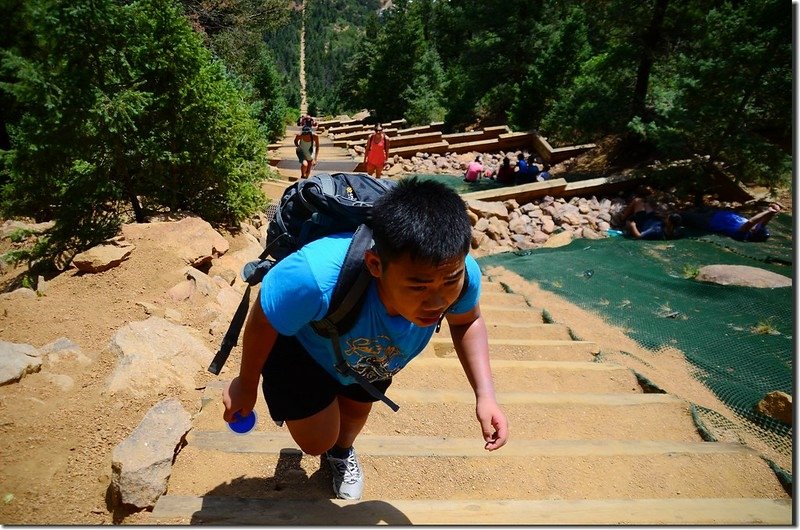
[345,334,403,381]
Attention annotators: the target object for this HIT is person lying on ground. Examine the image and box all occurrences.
[679,203,782,242]
[623,196,682,240]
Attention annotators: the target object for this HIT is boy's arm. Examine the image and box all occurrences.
[626,219,642,238]
[222,298,278,422]
[446,305,509,451]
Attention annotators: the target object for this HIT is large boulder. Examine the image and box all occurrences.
[695,265,792,288]
[72,238,135,273]
[106,316,213,397]
[122,216,229,267]
[111,398,192,509]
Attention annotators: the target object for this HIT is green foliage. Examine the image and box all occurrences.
[1,0,268,265]
[401,46,447,126]
[304,0,380,115]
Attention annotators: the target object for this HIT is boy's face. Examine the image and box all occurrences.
[365,251,466,327]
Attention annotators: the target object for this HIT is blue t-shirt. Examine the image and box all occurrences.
[260,233,482,385]
[709,210,770,241]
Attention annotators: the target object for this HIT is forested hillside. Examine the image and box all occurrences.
[297,0,791,192]
[0,0,792,273]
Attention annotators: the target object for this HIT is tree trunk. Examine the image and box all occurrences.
[631,0,669,121]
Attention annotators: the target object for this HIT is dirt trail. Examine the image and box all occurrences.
[0,125,791,524]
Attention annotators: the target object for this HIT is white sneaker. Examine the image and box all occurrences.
[325,447,364,500]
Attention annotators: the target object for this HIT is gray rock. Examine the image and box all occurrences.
[72,240,135,273]
[0,287,37,300]
[106,317,214,397]
[41,337,92,367]
[122,216,229,267]
[110,398,192,509]
[0,340,42,385]
[466,199,510,221]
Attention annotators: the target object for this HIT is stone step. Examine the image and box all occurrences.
[394,358,641,393]
[150,497,792,525]
[423,337,599,361]
[438,322,573,341]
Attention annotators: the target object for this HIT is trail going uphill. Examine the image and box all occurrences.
[149,275,790,524]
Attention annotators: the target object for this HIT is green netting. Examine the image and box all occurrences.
[406,173,506,194]
[478,226,793,446]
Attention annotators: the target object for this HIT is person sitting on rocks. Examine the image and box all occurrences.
[536,163,552,182]
[680,203,782,242]
[623,196,682,240]
[495,157,515,185]
[463,155,485,183]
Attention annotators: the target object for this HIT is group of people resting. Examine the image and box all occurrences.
[622,191,783,243]
[464,153,552,185]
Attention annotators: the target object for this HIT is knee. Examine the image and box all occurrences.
[295,434,337,456]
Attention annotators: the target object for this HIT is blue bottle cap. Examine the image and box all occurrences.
[228,410,257,435]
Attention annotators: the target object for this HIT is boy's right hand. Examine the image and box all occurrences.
[222,376,258,423]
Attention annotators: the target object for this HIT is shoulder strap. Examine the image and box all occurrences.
[310,224,400,412]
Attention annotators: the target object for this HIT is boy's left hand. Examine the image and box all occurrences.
[476,396,508,451]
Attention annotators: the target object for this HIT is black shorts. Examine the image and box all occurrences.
[261,334,392,422]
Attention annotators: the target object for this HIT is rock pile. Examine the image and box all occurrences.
[466,195,629,256]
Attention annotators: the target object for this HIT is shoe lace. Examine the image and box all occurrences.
[331,451,361,484]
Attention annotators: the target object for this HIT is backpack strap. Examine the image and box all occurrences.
[310,224,400,412]
[208,284,253,375]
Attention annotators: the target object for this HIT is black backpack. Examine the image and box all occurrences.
[207,173,466,412]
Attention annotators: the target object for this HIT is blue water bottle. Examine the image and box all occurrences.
[606,229,624,237]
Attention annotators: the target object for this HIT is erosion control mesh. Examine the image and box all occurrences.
[478,215,793,470]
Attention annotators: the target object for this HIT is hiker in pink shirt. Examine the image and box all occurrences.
[463,155,484,182]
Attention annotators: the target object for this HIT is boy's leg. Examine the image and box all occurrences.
[335,396,373,448]
[283,396,372,455]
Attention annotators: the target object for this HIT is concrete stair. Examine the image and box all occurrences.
[148,276,791,525]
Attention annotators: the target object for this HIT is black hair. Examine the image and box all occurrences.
[370,177,471,265]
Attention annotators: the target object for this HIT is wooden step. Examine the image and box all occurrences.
[195,388,697,440]
[150,496,793,525]
[394,358,642,393]
[438,322,573,340]
[158,495,792,525]
[478,291,530,307]
[186,432,750,458]
[424,337,599,361]
[160,445,784,505]
[478,281,507,293]
[478,305,544,323]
